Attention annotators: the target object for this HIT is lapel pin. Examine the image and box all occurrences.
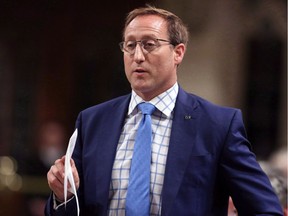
[184,115,192,120]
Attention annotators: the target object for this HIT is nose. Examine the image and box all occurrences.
[133,43,145,63]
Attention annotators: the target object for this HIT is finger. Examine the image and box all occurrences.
[52,162,65,184]
[48,165,75,201]
[47,167,65,195]
[70,158,75,167]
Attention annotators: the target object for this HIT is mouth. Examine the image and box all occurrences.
[134,68,147,73]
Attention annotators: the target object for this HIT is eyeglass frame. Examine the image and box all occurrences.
[119,38,173,55]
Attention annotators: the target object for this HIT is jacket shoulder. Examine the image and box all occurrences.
[179,88,240,114]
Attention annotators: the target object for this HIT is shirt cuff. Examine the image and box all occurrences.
[53,193,75,210]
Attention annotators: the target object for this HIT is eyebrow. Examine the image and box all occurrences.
[125,34,160,41]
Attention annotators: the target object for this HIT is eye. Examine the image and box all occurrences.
[125,41,136,50]
[142,39,157,50]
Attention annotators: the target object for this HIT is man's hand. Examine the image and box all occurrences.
[47,156,80,202]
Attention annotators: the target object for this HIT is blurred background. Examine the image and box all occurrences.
[0,0,286,215]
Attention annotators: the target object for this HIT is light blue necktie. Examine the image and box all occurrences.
[126,102,156,216]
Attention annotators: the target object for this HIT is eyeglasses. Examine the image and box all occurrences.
[119,38,172,55]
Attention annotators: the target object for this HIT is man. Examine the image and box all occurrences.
[45,5,283,216]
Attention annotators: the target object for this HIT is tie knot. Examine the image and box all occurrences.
[138,103,156,115]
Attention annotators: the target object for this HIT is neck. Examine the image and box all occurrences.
[134,82,177,101]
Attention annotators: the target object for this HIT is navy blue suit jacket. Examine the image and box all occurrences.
[45,87,283,215]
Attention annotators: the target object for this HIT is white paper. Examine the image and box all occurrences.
[64,128,80,216]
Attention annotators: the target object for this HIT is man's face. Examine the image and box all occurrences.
[123,15,185,100]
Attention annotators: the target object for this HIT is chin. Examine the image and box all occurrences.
[131,81,150,91]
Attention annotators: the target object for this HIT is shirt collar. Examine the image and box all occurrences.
[128,82,179,117]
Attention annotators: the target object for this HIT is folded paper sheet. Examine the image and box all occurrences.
[64,129,80,216]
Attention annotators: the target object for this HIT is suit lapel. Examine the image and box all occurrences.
[91,95,131,212]
[161,88,199,215]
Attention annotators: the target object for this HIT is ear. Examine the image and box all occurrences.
[174,43,186,65]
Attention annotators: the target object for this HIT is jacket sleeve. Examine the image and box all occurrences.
[220,110,283,215]
[44,193,78,216]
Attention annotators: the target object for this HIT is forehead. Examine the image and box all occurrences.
[124,15,168,39]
